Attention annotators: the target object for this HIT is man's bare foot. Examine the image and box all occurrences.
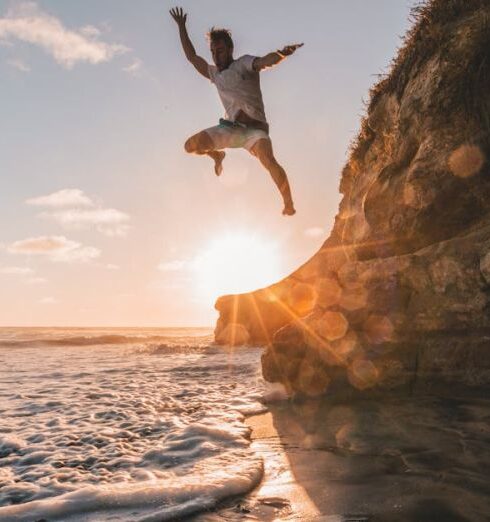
[214,151,226,176]
[282,202,296,216]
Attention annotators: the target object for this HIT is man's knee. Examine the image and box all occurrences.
[252,139,276,169]
[184,136,197,153]
[184,132,213,154]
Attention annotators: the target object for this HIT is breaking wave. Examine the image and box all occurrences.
[0,328,268,521]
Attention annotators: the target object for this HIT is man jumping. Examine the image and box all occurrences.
[170,6,302,216]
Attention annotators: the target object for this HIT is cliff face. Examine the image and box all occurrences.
[214,0,490,396]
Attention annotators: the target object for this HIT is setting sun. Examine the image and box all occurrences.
[194,232,281,301]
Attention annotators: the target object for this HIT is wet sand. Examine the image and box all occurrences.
[193,393,490,521]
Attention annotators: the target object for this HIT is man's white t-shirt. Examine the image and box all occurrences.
[208,55,267,124]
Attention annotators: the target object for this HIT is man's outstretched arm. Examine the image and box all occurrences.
[170,7,209,79]
[253,43,304,72]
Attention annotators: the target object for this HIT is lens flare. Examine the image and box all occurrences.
[288,282,317,315]
[448,144,484,178]
[339,283,368,311]
[215,322,250,346]
[317,310,349,341]
[315,277,342,307]
[347,358,379,390]
[363,315,394,344]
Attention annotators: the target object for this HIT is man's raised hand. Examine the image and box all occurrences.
[278,43,304,57]
[170,6,187,26]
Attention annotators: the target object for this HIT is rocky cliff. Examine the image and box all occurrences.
[214,0,490,396]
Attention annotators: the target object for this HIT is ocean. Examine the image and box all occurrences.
[3,328,489,522]
[0,327,271,521]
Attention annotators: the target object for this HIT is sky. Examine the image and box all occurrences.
[0,0,416,327]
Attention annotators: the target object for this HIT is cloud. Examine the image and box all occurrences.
[8,235,73,253]
[40,208,131,237]
[0,265,47,284]
[26,188,94,208]
[26,277,47,284]
[26,188,131,236]
[123,58,142,76]
[79,25,101,38]
[0,266,34,275]
[304,227,325,238]
[7,57,30,71]
[0,2,127,68]
[8,235,100,263]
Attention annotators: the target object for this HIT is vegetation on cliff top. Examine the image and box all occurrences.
[349,0,490,166]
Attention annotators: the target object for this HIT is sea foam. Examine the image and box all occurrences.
[0,328,267,521]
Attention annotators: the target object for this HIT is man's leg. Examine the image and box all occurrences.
[250,138,296,215]
[184,131,225,176]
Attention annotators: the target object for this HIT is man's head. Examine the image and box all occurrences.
[207,27,234,71]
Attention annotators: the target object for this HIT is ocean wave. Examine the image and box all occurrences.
[0,333,214,349]
[1,335,132,347]
[0,450,263,522]
[0,334,266,521]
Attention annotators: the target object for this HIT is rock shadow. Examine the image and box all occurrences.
[266,392,490,521]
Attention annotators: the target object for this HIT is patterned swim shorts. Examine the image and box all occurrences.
[203,120,270,152]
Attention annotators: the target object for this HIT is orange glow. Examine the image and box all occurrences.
[347,358,379,390]
[317,310,349,341]
[339,283,368,311]
[215,322,250,346]
[334,330,359,362]
[264,288,347,367]
[448,144,484,178]
[315,277,342,307]
[288,282,317,315]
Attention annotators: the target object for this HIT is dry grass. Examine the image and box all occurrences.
[369,0,489,109]
[347,0,490,168]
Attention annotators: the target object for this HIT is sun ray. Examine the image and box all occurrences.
[271,293,375,390]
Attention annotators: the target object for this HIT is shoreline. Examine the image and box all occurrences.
[194,393,490,521]
[192,408,346,521]
[244,411,328,520]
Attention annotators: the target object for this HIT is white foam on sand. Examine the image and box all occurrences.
[0,452,263,521]
[0,329,267,521]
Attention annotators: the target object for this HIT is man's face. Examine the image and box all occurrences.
[211,39,233,70]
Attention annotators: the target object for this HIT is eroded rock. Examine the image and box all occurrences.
[215,0,490,396]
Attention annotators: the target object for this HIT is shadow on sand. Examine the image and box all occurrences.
[191,391,489,521]
[252,392,490,521]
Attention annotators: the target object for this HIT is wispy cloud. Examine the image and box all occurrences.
[26,188,131,236]
[26,277,48,284]
[0,265,47,284]
[0,2,127,68]
[8,235,100,263]
[7,57,30,71]
[0,266,34,275]
[123,58,142,76]
[26,188,94,208]
[79,25,101,38]
[41,208,131,237]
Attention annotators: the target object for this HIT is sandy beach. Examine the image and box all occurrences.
[197,393,490,521]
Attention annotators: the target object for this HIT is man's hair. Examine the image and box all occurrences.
[206,27,234,50]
